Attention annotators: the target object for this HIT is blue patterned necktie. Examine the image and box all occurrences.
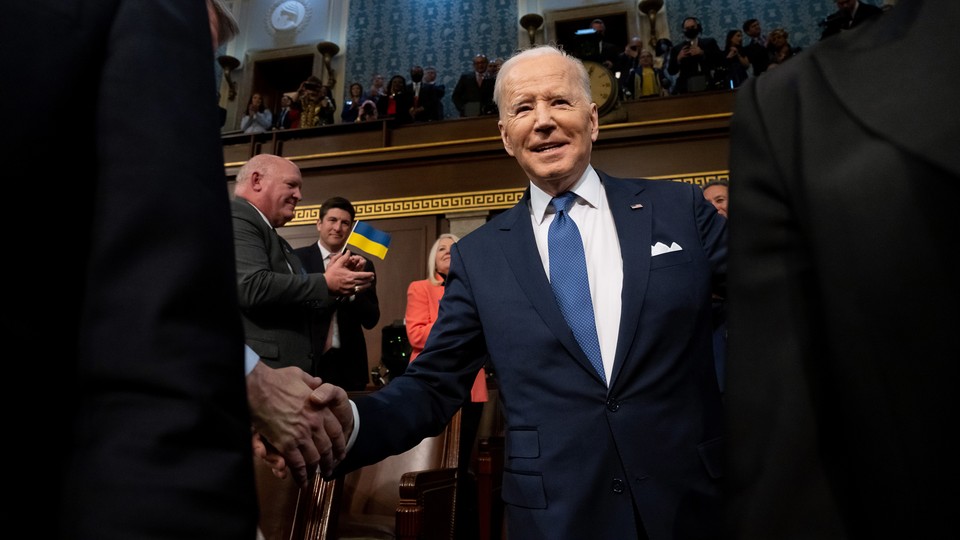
[548,192,605,383]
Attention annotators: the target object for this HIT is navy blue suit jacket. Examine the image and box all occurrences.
[338,172,727,540]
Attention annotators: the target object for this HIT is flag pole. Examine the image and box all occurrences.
[341,220,360,255]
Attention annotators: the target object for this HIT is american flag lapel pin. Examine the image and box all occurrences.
[630,203,644,209]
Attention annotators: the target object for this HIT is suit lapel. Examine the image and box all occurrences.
[601,175,650,386]
[497,192,602,382]
[813,1,960,177]
[277,235,305,275]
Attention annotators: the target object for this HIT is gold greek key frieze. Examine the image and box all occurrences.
[288,188,525,226]
[285,171,728,226]
[653,171,729,187]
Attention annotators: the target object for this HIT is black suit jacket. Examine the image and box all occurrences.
[728,2,958,537]
[668,37,723,93]
[406,81,440,122]
[3,1,257,537]
[820,1,884,40]
[376,89,413,123]
[742,40,770,75]
[451,71,495,116]
[293,243,380,391]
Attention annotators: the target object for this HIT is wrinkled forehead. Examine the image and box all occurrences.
[502,60,581,101]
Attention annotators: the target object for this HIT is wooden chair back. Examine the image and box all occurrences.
[254,400,462,540]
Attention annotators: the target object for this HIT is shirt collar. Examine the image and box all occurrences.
[318,242,334,260]
[245,199,275,230]
[529,165,600,224]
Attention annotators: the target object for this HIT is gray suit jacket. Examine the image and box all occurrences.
[232,196,336,373]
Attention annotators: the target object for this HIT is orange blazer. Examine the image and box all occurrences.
[405,277,488,402]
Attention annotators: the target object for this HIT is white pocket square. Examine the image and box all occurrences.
[651,241,683,256]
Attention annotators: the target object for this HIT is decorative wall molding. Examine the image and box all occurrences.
[286,171,729,226]
[266,0,311,36]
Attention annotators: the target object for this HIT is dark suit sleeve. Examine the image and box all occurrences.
[336,243,484,472]
[232,206,334,309]
[726,76,842,536]
[352,258,380,328]
[451,75,466,113]
[668,45,682,75]
[3,1,257,537]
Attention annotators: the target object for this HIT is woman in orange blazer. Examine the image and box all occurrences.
[405,233,488,401]
[405,233,487,537]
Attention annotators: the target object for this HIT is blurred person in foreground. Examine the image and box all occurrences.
[726,1,959,537]
[3,0,260,537]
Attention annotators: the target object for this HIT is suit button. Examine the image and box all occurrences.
[606,398,620,412]
[612,478,625,493]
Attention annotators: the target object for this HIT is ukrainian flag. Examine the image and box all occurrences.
[346,220,392,259]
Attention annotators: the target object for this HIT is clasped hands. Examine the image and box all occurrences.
[325,250,375,296]
[247,362,354,487]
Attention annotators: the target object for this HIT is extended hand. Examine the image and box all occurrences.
[246,362,345,487]
[325,251,375,296]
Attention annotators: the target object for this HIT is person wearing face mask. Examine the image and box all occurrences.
[668,16,723,93]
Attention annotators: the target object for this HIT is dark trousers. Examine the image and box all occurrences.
[455,400,485,540]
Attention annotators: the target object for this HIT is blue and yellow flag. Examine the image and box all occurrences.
[345,220,392,259]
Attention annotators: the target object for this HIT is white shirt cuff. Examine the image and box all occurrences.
[244,344,259,376]
[345,400,360,452]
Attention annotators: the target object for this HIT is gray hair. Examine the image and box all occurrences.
[493,45,591,112]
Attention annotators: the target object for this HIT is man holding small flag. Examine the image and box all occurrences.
[294,197,385,391]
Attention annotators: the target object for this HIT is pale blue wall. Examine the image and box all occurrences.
[662,0,881,51]
[343,0,519,120]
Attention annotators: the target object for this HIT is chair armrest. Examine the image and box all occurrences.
[396,467,459,540]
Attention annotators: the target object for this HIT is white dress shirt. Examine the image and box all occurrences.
[318,243,341,350]
[528,165,624,385]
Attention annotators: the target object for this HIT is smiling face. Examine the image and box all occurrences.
[235,154,303,228]
[434,237,454,276]
[317,207,353,252]
[703,183,729,218]
[496,50,598,196]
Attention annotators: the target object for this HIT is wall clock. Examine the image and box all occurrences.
[582,60,617,116]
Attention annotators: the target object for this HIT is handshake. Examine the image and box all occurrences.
[246,362,355,487]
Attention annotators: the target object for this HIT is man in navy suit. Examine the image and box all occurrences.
[310,44,727,540]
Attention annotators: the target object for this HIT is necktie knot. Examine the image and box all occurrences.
[552,192,578,215]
